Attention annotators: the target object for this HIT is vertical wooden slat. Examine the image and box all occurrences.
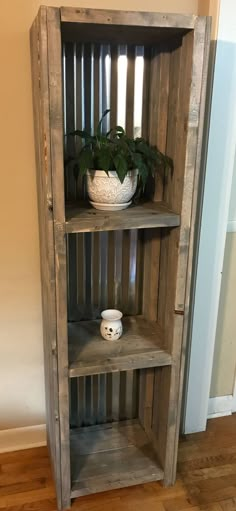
[106,373,113,422]
[75,44,84,200]
[64,44,78,321]
[121,231,130,315]
[135,230,144,315]
[46,8,70,509]
[93,44,100,128]
[128,230,138,315]
[67,235,77,321]
[126,46,135,136]
[119,372,127,420]
[141,48,150,140]
[110,45,118,128]
[92,374,99,423]
[139,368,154,432]
[30,8,62,506]
[142,228,161,321]
[85,233,92,315]
[78,376,85,427]
[114,231,123,310]
[65,42,76,200]
[100,232,108,310]
[85,375,93,426]
[98,374,107,423]
[76,234,85,319]
[92,232,100,317]
[112,373,120,421]
[125,370,134,419]
[141,45,171,449]
[107,231,115,307]
[84,44,92,132]
[69,378,78,428]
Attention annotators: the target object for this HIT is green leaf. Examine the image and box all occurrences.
[96,109,110,136]
[68,129,92,140]
[97,147,112,171]
[78,148,93,175]
[113,153,128,183]
[132,153,149,185]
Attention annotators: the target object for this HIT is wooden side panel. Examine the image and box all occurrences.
[46,7,71,509]
[156,18,211,484]
[30,7,62,508]
[140,44,171,438]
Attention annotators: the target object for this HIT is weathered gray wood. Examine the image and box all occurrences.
[30,7,62,508]
[126,46,135,137]
[68,316,171,377]
[31,5,211,506]
[46,7,71,509]
[61,7,196,29]
[142,228,161,321]
[70,420,163,497]
[110,45,118,127]
[65,201,180,233]
[165,16,212,485]
[156,18,211,486]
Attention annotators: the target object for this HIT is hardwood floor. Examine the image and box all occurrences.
[0,415,236,511]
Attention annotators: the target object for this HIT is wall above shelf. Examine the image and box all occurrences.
[65,201,180,233]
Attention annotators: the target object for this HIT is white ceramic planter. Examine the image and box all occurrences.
[100,309,123,341]
[86,169,138,211]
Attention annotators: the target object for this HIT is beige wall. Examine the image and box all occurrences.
[198,0,219,38]
[0,0,199,430]
[210,232,236,397]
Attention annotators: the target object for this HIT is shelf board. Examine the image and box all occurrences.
[65,201,180,233]
[68,316,171,377]
[70,419,163,498]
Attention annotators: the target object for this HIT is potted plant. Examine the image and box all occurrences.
[66,109,172,211]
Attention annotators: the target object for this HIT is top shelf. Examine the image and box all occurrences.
[65,201,180,234]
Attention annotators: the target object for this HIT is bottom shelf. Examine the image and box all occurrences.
[70,419,163,498]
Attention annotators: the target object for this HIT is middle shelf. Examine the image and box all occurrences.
[65,200,180,233]
[68,316,172,377]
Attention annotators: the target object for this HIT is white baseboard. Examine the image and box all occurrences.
[0,424,47,453]
[208,395,233,419]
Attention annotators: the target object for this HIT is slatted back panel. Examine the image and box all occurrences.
[67,230,144,320]
[63,38,182,426]
[63,42,149,320]
[70,370,139,427]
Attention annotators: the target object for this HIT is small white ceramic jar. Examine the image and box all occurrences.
[100,309,123,341]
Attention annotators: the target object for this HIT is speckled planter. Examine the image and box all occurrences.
[100,309,123,341]
[86,169,138,209]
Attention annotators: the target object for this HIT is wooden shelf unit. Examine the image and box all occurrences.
[30,6,211,510]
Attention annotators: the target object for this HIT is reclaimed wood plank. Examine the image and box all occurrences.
[68,316,171,377]
[46,7,70,509]
[65,201,180,233]
[61,8,196,30]
[30,6,62,507]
